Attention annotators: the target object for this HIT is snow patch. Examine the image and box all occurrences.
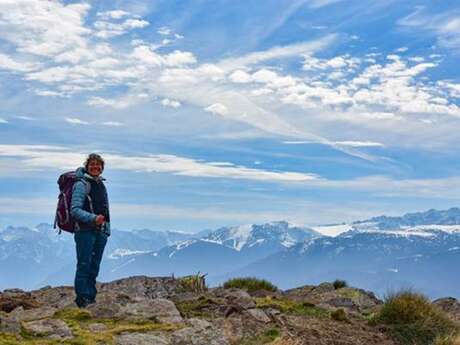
[108,248,150,259]
[312,224,352,237]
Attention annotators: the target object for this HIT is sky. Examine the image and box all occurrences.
[1,0,460,232]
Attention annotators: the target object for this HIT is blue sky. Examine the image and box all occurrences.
[1,0,460,232]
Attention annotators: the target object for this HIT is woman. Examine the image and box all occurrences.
[70,153,111,308]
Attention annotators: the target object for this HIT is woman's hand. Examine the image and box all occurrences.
[95,215,105,226]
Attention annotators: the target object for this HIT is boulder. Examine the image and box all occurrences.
[433,297,460,323]
[172,318,229,345]
[246,308,271,323]
[0,314,21,333]
[9,305,57,321]
[116,332,170,345]
[22,318,73,339]
[119,298,183,324]
[0,290,41,313]
[214,289,256,310]
[101,276,180,300]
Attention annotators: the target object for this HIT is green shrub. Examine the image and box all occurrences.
[374,289,459,345]
[331,308,349,322]
[332,279,348,290]
[223,277,277,292]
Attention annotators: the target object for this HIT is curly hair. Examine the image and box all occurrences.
[84,153,105,171]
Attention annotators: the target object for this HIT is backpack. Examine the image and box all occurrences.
[54,171,90,233]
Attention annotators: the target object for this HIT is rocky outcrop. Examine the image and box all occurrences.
[433,297,460,323]
[2,276,455,345]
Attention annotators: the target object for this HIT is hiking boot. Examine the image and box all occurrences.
[75,296,93,308]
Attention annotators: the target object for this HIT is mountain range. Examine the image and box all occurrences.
[1,208,459,299]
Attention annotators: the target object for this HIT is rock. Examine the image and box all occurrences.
[313,283,335,294]
[32,286,75,309]
[323,297,358,310]
[101,276,180,300]
[433,297,460,323]
[119,298,183,323]
[0,290,41,313]
[215,289,256,310]
[0,314,21,333]
[86,293,126,319]
[116,332,170,345]
[172,318,229,345]
[88,323,108,332]
[22,318,73,339]
[9,305,57,321]
[246,308,271,323]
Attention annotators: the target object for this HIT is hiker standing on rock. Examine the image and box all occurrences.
[71,153,111,308]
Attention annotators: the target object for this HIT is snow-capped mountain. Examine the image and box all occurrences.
[203,221,319,251]
[230,209,460,299]
[102,221,319,284]
[2,208,460,299]
[312,208,460,237]
[0,224,197,290]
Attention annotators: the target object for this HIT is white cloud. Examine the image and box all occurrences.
[399,9,460,51]
[157,26,171,35]
[87,94,149,109]
[102,121,124,127]
[0,1,91,57]
[229,70,252,83]
[334,141,384,147]
[65,117,90,125]
[161,98,181,108]
[204,103,228,116]
[164,51,197,66]
[16,116,35,121]
[0,53,38,72]
[219,35,337,70]
[94,18,149,38]
[0,144,319,183]
[308,0,345,9]
[97,10,132,20]
[396,47,409,52]
[0,118,8,124]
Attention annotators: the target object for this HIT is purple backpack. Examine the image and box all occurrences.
[54,171,89,233]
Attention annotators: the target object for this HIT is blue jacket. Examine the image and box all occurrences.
[70,167,111,236]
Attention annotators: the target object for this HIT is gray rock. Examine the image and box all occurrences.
[0,314,21,333]
[32,286,75,309]
[324,297,357,309]
[217,289,256,310]
[314,283,335,294]
[119,298,183,324]
[87,293,126,319]
[101,276,180,300]
[433,297,460,322]
[22,318,73,339]
[246,308,271,323]
[172,318,229,345]
[116,332,170,345]
[9,305,57,321]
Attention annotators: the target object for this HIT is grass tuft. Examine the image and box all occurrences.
[331,308,349,322]
[177,273,207,293]
[332,279,348,290]
[373,289,459,345]
[223,277,278,293]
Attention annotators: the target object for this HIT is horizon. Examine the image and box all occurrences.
[2,205,460,234]
[1,0,460,232]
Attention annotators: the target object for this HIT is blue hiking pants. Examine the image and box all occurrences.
[74,230,108,302]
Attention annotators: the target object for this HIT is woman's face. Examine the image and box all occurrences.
[87,159,103,177]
